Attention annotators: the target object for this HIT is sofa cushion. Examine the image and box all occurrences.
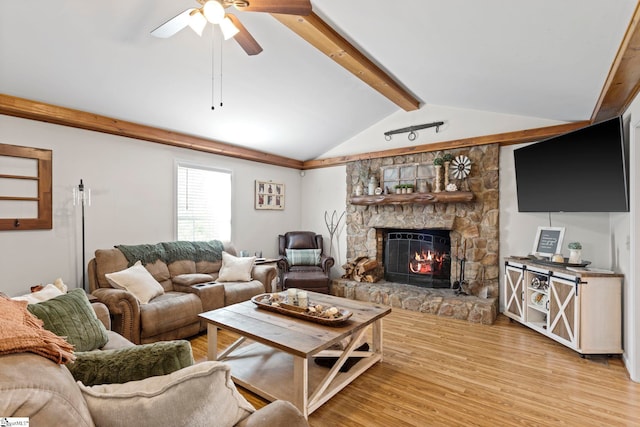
[223,281,265,306]
[172,273,215,286]
[79,361,255,427]
[286,248,321,266]
[105,261,165,304]
[140,292,202,338]
[69,340,194,386]
[167,259,197,277]
[0,353,94,426]
[27,289,109,352]
[217,251,256,282]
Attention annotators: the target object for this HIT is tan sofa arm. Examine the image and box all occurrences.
[92,288,142,344]
[251,264,278,293]
[91,301,112,330]
[236,400,309,427]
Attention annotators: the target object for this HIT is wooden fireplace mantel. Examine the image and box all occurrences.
[349,191,474,206]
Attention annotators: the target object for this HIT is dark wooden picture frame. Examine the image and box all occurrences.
[0,143,52,230]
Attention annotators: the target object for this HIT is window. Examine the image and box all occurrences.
[176,164,231,241]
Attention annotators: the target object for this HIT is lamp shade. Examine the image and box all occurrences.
[188,10,207,36]
[219,16,239,40]
[203,1,225,24]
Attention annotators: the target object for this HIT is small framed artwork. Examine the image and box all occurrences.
[531,226,565,259]
[255,180,285,210]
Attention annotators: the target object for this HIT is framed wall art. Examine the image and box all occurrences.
[255,180,285,210]
[531,226,565,259]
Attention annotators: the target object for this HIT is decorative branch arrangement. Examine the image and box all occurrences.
[324,210,345,257]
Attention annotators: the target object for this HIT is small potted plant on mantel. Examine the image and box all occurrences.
[568,242,582,264]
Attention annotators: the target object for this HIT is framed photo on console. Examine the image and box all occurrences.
[531,226,565,259]
[255,180,285,210]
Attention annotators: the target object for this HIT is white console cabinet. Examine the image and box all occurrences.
[503,258,622,355]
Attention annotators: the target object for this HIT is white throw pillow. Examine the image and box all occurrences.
[216,251,255,282]
[105,261,164,304]
[78,361,254,427]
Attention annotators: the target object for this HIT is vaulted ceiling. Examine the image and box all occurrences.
[1,1,639,166]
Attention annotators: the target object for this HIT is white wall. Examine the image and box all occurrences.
[320,104,565,159]
[620,92,640,382]
[0,115,302,297]
[300,166,347,278]
[499,144,614,269]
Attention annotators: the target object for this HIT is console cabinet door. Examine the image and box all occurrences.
[504,265,525,321]
[548,276,579,349]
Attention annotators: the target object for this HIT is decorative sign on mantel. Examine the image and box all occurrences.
[255,180,285,210]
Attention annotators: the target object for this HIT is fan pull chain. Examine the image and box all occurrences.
[210,25,224,110]
[211,26,216,110]
[219,29,223,108]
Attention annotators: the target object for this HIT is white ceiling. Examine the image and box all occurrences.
[1,1,637,161]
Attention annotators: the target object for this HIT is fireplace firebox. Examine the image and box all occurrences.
[383,229,451,288]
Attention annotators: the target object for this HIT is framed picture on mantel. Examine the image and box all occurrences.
[255,180,285,210]
[532,226,565,259]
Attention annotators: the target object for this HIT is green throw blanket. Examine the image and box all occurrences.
[117,240,224,267]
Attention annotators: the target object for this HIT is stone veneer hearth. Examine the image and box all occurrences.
[332,144,500,323]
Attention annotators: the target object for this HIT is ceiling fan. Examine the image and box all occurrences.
[151,0,312,56]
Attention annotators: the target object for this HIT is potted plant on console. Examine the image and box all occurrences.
[568,242,582,264]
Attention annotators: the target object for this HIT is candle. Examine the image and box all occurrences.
[287,288,297,304]
[462,239,466,259]
[297,291,308,308]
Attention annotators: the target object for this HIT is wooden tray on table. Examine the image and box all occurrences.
[251,293,353,326]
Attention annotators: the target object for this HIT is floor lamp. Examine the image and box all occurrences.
[73,179,91,290]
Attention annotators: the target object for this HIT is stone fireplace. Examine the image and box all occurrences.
[331,144,500,324]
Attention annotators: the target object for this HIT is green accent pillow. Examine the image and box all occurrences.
[68,340,194,386]
[27,288,109,352]
[286,248,321,266]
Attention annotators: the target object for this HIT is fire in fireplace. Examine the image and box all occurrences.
[383,229,451,288]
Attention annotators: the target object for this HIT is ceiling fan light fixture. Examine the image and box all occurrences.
[203,1,225,24]
[219,16,240,40]
[188,10,207,36]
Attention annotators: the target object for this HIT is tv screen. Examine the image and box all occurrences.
[514,116,628,212]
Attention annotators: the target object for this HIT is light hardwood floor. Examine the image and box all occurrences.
[190,309,640,426]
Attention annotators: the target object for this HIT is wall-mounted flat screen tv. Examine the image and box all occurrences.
[514,116,628,212]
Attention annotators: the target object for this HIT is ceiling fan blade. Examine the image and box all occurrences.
[151,8,196,38]
[227,14,263,55]
[234,0,312,16]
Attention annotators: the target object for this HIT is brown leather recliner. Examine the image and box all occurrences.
[277,231,334,274]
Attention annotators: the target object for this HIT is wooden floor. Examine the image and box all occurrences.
[190,309,640,427]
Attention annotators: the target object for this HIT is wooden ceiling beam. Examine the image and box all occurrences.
[1,95,590,172]
[592,1,640,122]
[0,94,304,170]
[301,121,590,169]
[272,12,420,112]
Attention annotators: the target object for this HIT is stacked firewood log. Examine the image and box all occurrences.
[342,256,381,283]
